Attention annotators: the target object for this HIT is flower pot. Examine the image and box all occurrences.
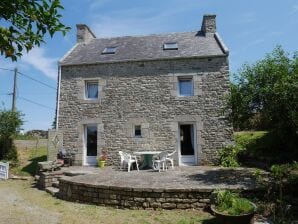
[211,203,256,224]
[98,160,105,168]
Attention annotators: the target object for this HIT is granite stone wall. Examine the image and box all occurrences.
[59,178,211,209]
[58,56,233,166]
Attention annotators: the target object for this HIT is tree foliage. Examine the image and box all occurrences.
[228,46,298,155]
[0,109,23,163]
[0,0,70,61]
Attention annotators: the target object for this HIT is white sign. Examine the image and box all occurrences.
[0,162,9,180]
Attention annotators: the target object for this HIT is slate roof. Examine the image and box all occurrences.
[60,31,227,66]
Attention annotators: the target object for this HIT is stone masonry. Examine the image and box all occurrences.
[57,15,233,166]
[58,57,232,166]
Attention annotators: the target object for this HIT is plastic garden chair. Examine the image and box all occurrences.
[118,151,139,172]
[166,150,176,169]
[152,152,168,172]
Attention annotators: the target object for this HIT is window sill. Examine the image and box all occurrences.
[80,99,101,104]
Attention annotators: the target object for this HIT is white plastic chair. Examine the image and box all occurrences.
[119,151,139,172]
[152,152,168,172]
[166,150,176,169]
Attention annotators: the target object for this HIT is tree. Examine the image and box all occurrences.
[0,109,23,164]
[0,0,70,61]
[228,46,298,154]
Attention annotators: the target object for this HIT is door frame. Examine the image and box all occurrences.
[178,122,197,166]
[83,123,98,166]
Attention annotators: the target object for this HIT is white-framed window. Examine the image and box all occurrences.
[85,81,99,99]
[163,42,178,50]
[178,77,193,96]
[134,125,142,137]
[102,47,117,54]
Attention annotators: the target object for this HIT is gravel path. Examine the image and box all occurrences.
[0,180,60,224]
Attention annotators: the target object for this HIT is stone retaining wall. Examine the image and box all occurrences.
[59,178,213,209]
[37,171,64,190]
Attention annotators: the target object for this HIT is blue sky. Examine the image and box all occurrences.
[0,0,298,131]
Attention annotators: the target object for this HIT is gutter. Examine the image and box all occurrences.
[59,54,228,67]
[55,65,61,130]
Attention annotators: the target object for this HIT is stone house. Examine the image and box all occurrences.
[56,14,233,166]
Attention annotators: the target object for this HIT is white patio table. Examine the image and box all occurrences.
[134,151,161,169]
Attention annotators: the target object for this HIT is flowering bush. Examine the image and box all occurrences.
[98,152,107,161]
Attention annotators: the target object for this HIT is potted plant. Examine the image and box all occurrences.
[211,190,256,224]
[97,152,107,168]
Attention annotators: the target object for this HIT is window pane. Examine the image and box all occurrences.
[163,43,178,50]
[179,79,193,96]
[86,82,98,99]
[135,125,141,137]
[102,47,117,54]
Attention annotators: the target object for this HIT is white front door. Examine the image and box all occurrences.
[84,124,97,166]
[179,124,197,166]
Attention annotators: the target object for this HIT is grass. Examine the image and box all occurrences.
[15,135,46,140]
[11,146,47,176]
[234,131,297,168]
[215,190,254,216]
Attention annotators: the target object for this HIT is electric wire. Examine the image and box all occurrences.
[0,67,14,72]
[17,96,55,111]
[17,71,56,90]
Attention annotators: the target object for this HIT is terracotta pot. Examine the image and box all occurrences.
[98,160,105,168]
[210,203,256,224]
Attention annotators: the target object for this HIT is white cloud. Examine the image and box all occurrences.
[22,48,58,80]
[290,4,298,15]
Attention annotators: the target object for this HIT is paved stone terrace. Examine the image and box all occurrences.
[60,166,260,191]
[57,166,265,209]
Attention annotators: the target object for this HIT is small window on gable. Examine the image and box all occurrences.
[85,81,99,99]
[134,125,142,137]
[102,47,117,54]
[163,42,178,50]
[178,77,193,96]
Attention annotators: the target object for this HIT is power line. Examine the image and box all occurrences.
[0,67,14,72]
[17,96,55,111]
[17,71,56,90]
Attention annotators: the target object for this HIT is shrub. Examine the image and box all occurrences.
[0,109,23,164]
[215,190,254,215]
[218,145,241,167]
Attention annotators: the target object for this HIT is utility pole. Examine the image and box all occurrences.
[12,67,17,111]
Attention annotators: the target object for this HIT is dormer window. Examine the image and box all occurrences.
[102,47,117,54]
[163,42,178,50]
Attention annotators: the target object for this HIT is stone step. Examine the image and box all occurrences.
[52,181,59,188]
[35,175,40,181]
[64,170,94,176]
[45,187,59,197]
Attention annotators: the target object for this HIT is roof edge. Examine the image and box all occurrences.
[59,54,227,67]
[59,43,80,63]
[214,33,229,55]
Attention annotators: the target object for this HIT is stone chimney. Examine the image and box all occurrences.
[76,24,96,43]
[201,15,216,35]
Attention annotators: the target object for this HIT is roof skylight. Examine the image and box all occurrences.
[163,43,178,50]
[102,47,117,54]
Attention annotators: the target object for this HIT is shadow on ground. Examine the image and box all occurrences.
[201,218,219,224]
[186,168,258,188]
[22,155,47,176]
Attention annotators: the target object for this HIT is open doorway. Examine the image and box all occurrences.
[179,124,197,165]
[84,124,97,166]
